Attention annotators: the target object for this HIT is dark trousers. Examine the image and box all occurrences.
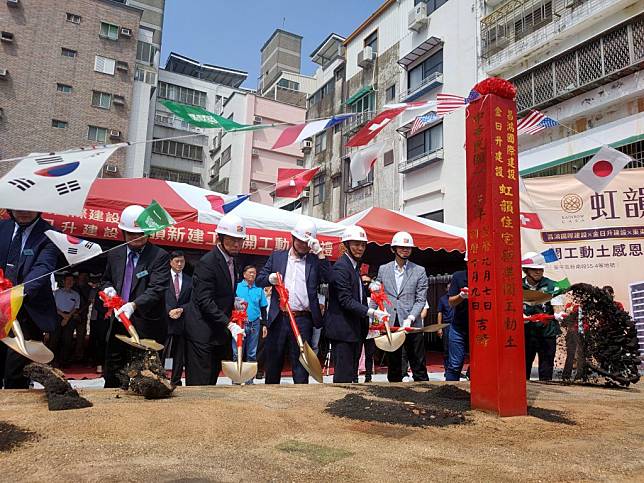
[264,312,313,384]
[256,326,266,375]
[89,317,108,366]
[184,339,229,386]
[48,314,76,367]
[363,338,375,379]
[104,318,131,388]
[0,315,43,389]
[442,325,450,370]
[525,333,557,381]
[387,332,429,382]
[332,340,361,383]
[163,333,185,386]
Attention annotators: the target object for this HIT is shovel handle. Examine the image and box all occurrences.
[275,274,303,340]
[236,333,243,348]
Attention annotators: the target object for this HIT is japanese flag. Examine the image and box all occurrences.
[349,142,385,183]
[575,146,633,193]
[45,231,103,265]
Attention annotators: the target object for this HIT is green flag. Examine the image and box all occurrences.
[552,277,571,295]
[160,99,270,132]
[136,200,175,234]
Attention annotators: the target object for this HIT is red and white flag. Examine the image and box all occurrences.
[346,108,405,147]
[519,212,543,230]
[45,231,103,265]
[349,142,385,182]
[275,167,320,198]
[575,145,633,193]
[272,115,352,149]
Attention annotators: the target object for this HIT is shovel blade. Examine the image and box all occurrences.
[299,342,323,383]
[0,337,54,364]
[374,331,406,352]
[409,323,450,334]
[115,334,164,352]
[222,360,258,384]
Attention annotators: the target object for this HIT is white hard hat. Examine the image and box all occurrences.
[216,213,246,239]
[342,225,368,243]
[118,205,145,233]
[291,218,317,242]
[391,231,415,248]
[522,251,544,269]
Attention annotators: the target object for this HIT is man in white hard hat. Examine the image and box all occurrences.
[326,226,388,383]
[101,204,170,388]
[184,212,247,385]
[522,251,559,381]
[256,217,329,384]
[373,231,429,382]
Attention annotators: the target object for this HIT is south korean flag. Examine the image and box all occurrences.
[0,145,122,216]
[45,231,103,265]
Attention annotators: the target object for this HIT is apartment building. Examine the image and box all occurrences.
[148,52,247,187]
[0,0,144,176]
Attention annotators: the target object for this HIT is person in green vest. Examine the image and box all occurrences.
[522,252,560,381]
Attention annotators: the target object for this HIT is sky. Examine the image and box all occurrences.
[160,0,384,89]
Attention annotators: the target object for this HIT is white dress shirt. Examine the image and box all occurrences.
[284,249,309,311]
[394,261,408,293]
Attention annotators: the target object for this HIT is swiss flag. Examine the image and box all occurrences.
[346,108,406,147]
[519,212,543,230]
[575,145,633,193]
[275,167,320,198]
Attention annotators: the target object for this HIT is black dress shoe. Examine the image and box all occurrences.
[256,371,265,380]
[364,375,372,383]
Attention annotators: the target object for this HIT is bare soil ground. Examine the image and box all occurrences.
[0,382,641,482]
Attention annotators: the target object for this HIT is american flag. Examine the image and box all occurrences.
[436,90,480,116]
[409,112,438,136]
[517,110,559,135]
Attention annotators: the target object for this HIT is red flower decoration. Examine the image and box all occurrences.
[473,77,517,100]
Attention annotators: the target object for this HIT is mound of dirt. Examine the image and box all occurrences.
[125,350,174,399]
[23,363,92,411]
[0,422,36,452]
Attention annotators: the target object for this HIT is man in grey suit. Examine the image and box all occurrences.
[374,232,429,382]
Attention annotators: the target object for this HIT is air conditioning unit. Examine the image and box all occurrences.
[120,27,132,37]
[300,139,313,151]
[104,165,118,173]
[251,148,259,157]
[249,181,258,190]
[300,187,311,198]
[1,31,14,43]
[109,129,121,138]
[116,61,129,71]
[357,46,375,68]
[113,95,125,105]
[253,115,263,124]
[6,0,19,7]
[408,2,428,32]
[0,68,7,79]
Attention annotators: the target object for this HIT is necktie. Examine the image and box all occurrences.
[227,258,235,290]
[5,225,25,285]
[121,251,136,302]
[356,265,363,302]
[173,272,180,298]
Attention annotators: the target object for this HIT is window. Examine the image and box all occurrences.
[313,174,325,205]
[88,126,108,143]
[345,157,374,189]
[100,22,119,40]
[335,67,344,82]
[152,139,204,162]
[135,67,156,84]
[56,83,72,93]
[136,41,157,65]
[514,1,553,41]
[364,30,378,53]
[61,48,77,58]
[221,146,231,166]
[157,81,207,107]
[420,209,444,223]
[386,84,396,102]
[92,91,112,109]
[296,159,304,167]
[1,31,14,42]
[66,13,81,24]
[309,80,335,106]
[383,150,394,166]
[277,78,300,91]
[94,55,116,75]
[349,91,376,126]
[149,167,201,187]
[52,119,67,129]
[406,122,443,160]
[415,0,448,14]
[408,50,443,92]
[314,133,327,154]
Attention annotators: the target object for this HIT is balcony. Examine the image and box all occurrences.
[481,0,627,71]
[343,112,375,137]
[154,114,206,136]
[399,72,444,102]
[511,15,644,114]
[398,148,444,174]
[210,177,229,194]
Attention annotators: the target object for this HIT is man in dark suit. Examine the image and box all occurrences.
[256,218,329,384]
[326,226,387,383]
[184,213,246,386]
[0,210,58,388]
[163,250,192,386]
[101,204,170,388]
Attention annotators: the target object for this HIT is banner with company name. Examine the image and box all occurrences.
[520,168,644,312]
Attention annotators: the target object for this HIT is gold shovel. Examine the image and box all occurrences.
[0,319,54,364]
[374,316,406,352]
[222,332,258,384]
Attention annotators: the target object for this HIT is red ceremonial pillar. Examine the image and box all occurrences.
[465,80,527,417]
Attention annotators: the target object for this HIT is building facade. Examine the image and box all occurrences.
[208,92,306,207]
[480,0,644,178]
[148,52,247,187]
[0,0,145,176]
